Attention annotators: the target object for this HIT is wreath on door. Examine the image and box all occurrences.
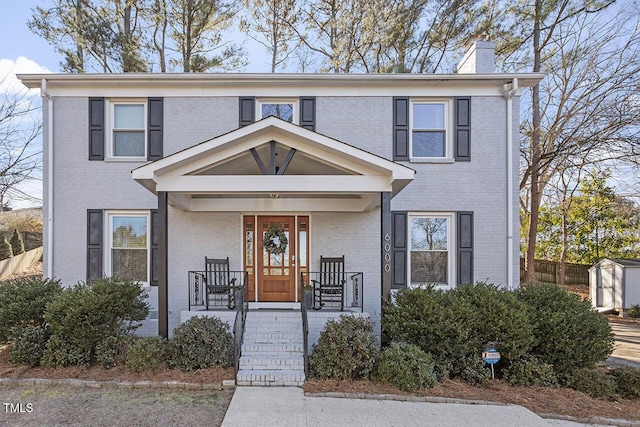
[263,224,288,254]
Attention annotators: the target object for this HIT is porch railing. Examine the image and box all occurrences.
[298,272,309,377]
[233,275,249,374]
[300,271,364,312]
[188,270,249,310]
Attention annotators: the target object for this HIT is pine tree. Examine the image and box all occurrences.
[9,229,24,256]
[0,235,14,260]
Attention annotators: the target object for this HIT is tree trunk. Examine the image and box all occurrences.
[525,0,543,283]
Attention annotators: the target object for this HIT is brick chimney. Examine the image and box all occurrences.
[457,35,496,74]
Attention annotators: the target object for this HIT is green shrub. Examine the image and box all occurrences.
[459,355,491,385]
[0,235,13,260]
[610,367,640,398]
[562,368,616,399]
[0,277,62,343]
[503,355,558,387]
[628,305,640,318]
[126,337,168,372]
[310,315,378,380]
[10,326,50,367]
[517,284,613,377]
[95,334,133,368]
[42,277,148,367]
[382,284,533,378]
[377,342,437,391]
[42,335,92,367]
[9,229,24,256]
[169,316,234,371]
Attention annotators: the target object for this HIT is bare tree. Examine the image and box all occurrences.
[0,75,42,211]
[499,0,639,281]
[241,0,298,72]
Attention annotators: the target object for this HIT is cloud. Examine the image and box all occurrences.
[0,57,50,95]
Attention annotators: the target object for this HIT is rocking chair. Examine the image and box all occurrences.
[204,257,236,309]
[311,256,346,311]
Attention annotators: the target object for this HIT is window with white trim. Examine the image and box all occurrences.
[107,211,150,284]
[410,100,452,159]
[257,99,298,123]
[408,213,454,288]
[108,100,147,159]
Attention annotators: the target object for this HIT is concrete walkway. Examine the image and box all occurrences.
[221,387,602,427]
[607,322,640,369]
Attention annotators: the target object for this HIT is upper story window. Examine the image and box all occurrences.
[408,213,454,288]
[410,100,452,160]
[257,99,298,124]
[109,100,147,159]
[107,211,150,284]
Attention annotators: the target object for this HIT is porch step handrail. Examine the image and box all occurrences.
[233,271,249,375]
[299,271,310,376]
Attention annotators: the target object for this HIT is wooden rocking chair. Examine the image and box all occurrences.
[204,257,236,309]
[311,256,346,311]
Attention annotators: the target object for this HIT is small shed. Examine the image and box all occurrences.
[589,258,640,315]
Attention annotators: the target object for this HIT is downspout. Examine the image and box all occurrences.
[503,78,519,290]
[41,79,54,278]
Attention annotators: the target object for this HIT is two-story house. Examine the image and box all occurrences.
[19,38,543,385]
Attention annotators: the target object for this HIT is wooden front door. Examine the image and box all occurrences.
[258,216,296,301]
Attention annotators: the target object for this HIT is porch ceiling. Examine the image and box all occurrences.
[132,117,415,212]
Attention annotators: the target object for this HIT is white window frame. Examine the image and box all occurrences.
[257,98,299,124]
[407,212,455,290]
[409,99,453,162]
[105,210,151,286]
[106,99,147,161]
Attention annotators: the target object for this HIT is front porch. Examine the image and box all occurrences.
[180,270,369,386]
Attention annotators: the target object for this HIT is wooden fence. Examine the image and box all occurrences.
[520,258,590,285]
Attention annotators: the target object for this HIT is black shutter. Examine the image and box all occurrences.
[454,97,471,161]
[392,211,408,288]
[393,97,409,161]
[150,209,159,286]
[87,209,104,281]
[239,97,255,127]
[148,97,163,161]
[299,97,316,131]
[457,211,474,285]
[89,98,105,160]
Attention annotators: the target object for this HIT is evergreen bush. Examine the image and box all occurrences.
[95,333,133,368]
[9,229,24,255]
[126,337,168,372]
[169,316,234,371]
[309,315,378,380]
[562,368,616,399]
[610,367,640,399]
[0,277,62,343]
[503,355,558,387]
[0,235,13,260]
[377,342,437,391]
[628,304,640,318]
[10,325,50,367]
[42,277,148,367]
[517,284,613,377]
[382,284,533,379]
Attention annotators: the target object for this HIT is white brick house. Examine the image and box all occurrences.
[19,39,542,385]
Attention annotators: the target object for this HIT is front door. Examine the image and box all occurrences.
[244,215,309,302]
[258,216,296,301]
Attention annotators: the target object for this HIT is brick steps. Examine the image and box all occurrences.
[237,310,305,387]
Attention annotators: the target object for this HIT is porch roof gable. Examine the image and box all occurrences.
[132,117,415,212]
